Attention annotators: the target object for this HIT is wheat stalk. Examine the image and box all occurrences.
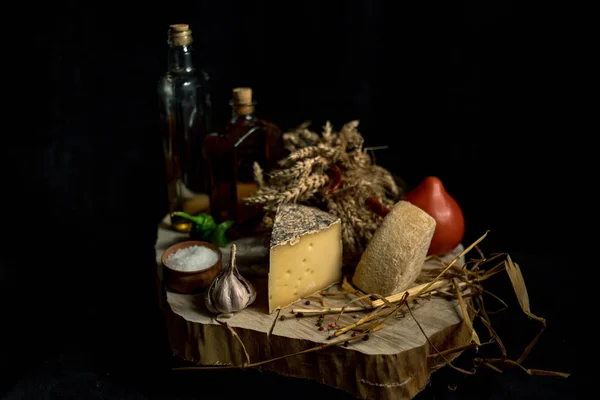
[244,120,400,266]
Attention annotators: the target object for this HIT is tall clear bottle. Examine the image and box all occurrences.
[158,24,212,232]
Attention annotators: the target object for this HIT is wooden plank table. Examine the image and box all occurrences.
[154,224,472,400]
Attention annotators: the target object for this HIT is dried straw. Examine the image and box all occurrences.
[174,231,570,381]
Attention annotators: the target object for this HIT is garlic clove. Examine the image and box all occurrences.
[205,244,257,315]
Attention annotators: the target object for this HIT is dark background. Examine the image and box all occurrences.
[3,1,577,399]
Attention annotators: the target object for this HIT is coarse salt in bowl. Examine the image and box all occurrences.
[162,241,223,294]
[166,245,220,272]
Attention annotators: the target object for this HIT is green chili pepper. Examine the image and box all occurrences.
[171,211,234,247]
[211,220,235,247]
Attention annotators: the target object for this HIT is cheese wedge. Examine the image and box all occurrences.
[352,200,436,297]
[268,203,343,313]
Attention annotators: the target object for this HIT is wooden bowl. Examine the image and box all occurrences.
[161,241,223,294]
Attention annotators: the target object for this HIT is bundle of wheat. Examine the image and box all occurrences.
[245,120,400,265]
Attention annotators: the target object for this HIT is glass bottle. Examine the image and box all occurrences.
[158,24,213,232]
[205,87,284,238]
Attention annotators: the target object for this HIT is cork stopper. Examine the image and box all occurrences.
[170,24,189,32]
[231,87,254,115]
[168,24,193,46]
[232,87,253,105]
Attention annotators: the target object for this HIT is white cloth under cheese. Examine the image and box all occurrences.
[268,203,343,313]
[352,200,436,297]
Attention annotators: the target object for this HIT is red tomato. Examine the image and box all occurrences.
[402,176,465,256]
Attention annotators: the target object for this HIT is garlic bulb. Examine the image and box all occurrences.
[205,244,257,314]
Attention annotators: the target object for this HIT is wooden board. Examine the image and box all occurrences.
[154,224,473,400]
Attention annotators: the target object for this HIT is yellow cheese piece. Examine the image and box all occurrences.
[268,203,343,313]
[352,200,436,297]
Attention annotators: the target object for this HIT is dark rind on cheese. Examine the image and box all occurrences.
[270,203,340,248]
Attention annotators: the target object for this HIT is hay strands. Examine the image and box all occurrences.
[291,230,489,316]
[173,231,570,379]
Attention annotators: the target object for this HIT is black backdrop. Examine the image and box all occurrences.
[3,1,577,399]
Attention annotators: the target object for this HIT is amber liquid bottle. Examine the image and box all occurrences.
[205,87,284,238]
[157,24,213,232]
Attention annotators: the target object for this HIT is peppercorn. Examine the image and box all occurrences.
[296,312,304,318]
[352,332,357,337]
[328,323,335,329]
[304,300,310,305]
[363,334,370,341]
[344,341,349,347]
[279,315,286,321]
[318,326,324,331]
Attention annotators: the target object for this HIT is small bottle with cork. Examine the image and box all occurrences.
[204,87,284,238]
[157,24,212,233]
